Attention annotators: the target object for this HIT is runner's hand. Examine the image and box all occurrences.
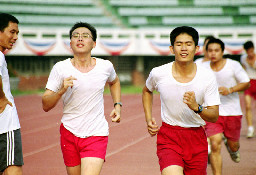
[110,107,121,123]
[147,118,159,136]
[59,76,77,95]
[0,96,13,114]
[183,91,198,111]
[218,86,230,96]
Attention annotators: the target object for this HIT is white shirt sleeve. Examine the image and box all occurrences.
[145,69,156,92]
[203,71,221,107]
[233,60,250,83]
[107,61,117,82]
[46,64,63,92]
[0,53,4,77]
[240,54,246,65]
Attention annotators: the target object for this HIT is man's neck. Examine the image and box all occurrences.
[248,53,256,60]
[0,46,4,53]
[172,61,197,83]
[210,58,226,72]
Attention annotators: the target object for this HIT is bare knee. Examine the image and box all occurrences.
[66,165,81,175]
[211,141,221,153]
[4,165,22,175]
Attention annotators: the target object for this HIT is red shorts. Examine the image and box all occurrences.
[60,124,108,167]
[245,79,256,99]
[157,122,208,175]
[205,115,242,142]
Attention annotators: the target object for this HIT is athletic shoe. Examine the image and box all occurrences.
[247,127,254,138]
[223,136,240,163]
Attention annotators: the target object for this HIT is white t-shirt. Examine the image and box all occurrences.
[0,51,20,134]
[195,57,210,67]
[195,57,204,65]
[204,59,250,116]
[240,54,256,79]
[46,58,116,137]
[146,62,220,128]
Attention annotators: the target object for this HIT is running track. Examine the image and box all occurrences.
[15,94,256,175]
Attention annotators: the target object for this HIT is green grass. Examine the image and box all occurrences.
[11,89,44,97]
[104,85,143,94]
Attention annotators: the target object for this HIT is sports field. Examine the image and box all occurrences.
[15,93,256,175]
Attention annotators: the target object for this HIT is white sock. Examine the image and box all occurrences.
[248,126,254,131]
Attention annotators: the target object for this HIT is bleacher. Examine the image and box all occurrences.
[109,0,256,28]
[0,0,256,28]
[1,0,256,89]
[0,0,115,28]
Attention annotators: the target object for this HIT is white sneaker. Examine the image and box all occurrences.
[247,127,254,138]
[207,138,211,164]
[208,144,211,154]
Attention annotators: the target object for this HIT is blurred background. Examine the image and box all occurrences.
[1,0,256,91]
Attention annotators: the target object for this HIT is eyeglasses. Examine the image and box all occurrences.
[72,33,93,39]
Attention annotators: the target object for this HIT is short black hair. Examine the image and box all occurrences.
[69,22,97,41]
[170,26,199,46]
[206,38,225,52]
[204,35,215,45]
[243,41,254,50]
[0,13,19,32]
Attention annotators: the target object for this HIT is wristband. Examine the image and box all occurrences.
[114,102,122,107]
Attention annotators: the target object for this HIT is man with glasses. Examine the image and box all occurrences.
[42,22,122,175]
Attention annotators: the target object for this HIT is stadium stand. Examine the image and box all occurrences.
[0,0,116,27]
[109,0,256,28]
[1,0,256,89]
[1,0,256,28]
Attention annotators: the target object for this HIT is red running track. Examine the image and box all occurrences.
[14,94,256,175]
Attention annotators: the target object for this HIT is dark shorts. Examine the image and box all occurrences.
[157,122,208,175]
[0,129,24,172]
[60,124,108,167]
[245,79,256,99]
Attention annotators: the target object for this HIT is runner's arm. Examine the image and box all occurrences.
[198,105,219,123]
[184,91,219,123]
[142,86,159,136]
[109,76,121,122]
[42,76,76,112]
[229,82,250,93]
[109,76,121,105]
[0,76,13,113]
[42,89,63,112]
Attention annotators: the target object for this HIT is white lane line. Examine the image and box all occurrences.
[22,123,59,135]
[22,108,159,157]
[106,135,150,158]
[24,143,59,158]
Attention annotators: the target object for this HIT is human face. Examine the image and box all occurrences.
[70,27,96,54]
[169,33,199,63]
[246,47,255,59]
[0,22,19,52]
[207,43,224,63]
